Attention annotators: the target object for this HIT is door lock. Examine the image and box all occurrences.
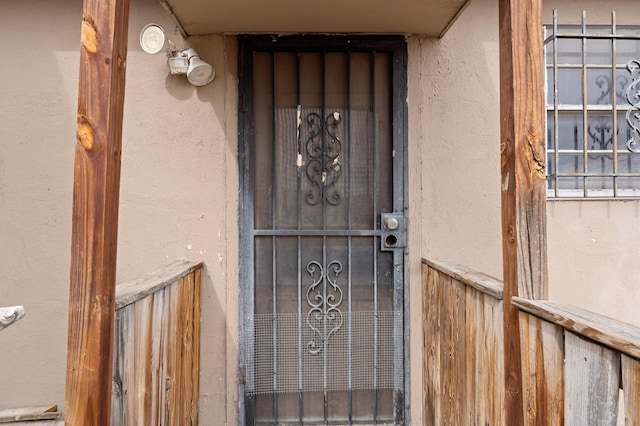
[381,213,406,251]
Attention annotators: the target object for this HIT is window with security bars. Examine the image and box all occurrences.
[545,11,640,198]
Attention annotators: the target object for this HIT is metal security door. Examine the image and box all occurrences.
[239,36,407,425]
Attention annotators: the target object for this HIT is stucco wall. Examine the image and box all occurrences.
[120,6,240,426]
[411,0,503,279]
[1,0,79,412]
[0,1,239,423]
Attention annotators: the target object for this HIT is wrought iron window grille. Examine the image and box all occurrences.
[545,10,640,198]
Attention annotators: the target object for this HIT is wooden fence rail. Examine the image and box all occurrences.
[111,261,203,426]
[423,258,640,425]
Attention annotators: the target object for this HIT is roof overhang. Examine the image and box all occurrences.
[161,0,471,37]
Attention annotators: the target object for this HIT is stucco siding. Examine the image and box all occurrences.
[1,0,80,413]
[0,1,237,423]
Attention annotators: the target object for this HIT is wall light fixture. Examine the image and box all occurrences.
[140,24,215,87]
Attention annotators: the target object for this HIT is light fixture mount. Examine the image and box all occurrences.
[139,24,215,87]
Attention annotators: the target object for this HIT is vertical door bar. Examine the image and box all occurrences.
[270,50,279,423]
[296,52,304,424]
[371,51,380,423]
[321,50,329,425]
[346,51,354,425]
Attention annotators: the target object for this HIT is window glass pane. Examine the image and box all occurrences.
[557,114,583,150]
[558,176,583,192]
[586,70,616,105]
[586,177,614,196]
[557,68,582,104]
[587,154,613,174]
[557,153,584,174]
[618,176,640,192]
[617,37,640,65]
[586,113,614,151]
[556,38,582,65]
[545,67,555,105]
[546,113,555,150]
[586,39,611,66]
[617,153,640,174]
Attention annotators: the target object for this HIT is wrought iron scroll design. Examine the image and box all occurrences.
[594,73,628,106]
[587,74,629,153]
[626,60,640,153]
[584,64,640,155]
[305,112,342,206]
[306,260,343,355]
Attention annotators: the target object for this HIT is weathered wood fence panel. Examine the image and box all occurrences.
[423,259,505,426]
[564,332,620,425]
[518,311,563,425]
[514,297,640,426]
[111,261,202,426]
[623,355,640,423]
[424,258,640,425]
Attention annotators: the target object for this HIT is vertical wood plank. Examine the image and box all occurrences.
[450,278,466,426]
[161,287,175,425]
[191,269,202,424]
[440,273,453,424]
[166,278,182,426]
[565,331,620,425]
[488,295,505,426]
[474,291,488,425]
[111,311,125,425]
[148,287,166,426]
[122,306,136,426]
[439,274,466,425]
[499,0,547,422]
[424,265,441,425]
[134,295,153,424]
[65,0,130,424]
[622,355,640,425]
[464,286,478,425]
[519,312,564,425]
[180,274,194,425]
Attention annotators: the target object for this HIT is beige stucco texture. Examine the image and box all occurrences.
[1,0,639,423]
[0,1,240,423]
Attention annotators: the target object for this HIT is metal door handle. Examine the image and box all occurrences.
[380,213,406,251]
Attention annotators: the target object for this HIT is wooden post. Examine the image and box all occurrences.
[499,0,548,424]
[65,0,130,425]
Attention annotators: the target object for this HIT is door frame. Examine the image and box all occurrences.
[237,34,410,425]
